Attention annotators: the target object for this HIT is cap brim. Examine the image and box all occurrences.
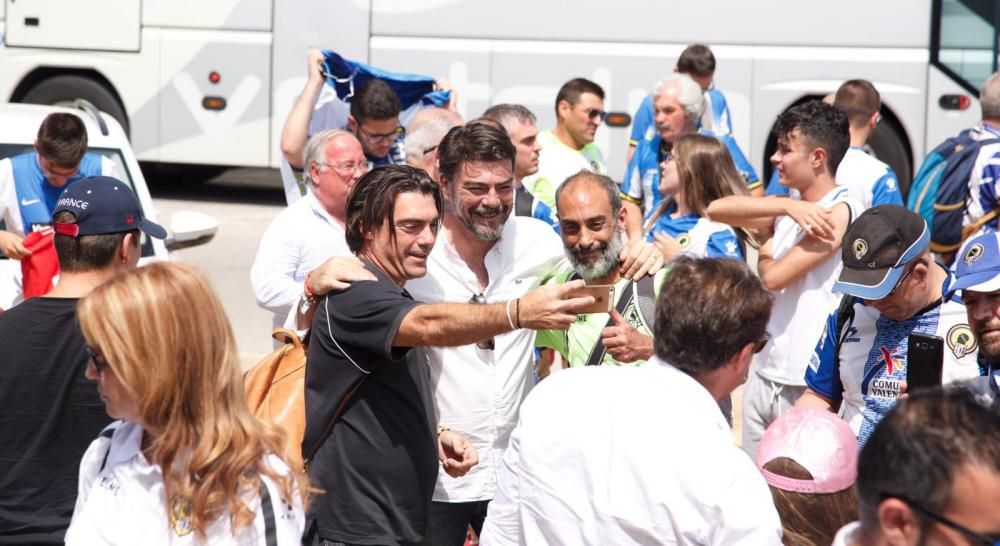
[139,219,168,240]
[952,267,1000,295]
[834,264,904,299]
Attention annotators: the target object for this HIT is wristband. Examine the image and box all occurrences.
[505,300,516,330]
[515,298,522,329]
[436,425,451,437]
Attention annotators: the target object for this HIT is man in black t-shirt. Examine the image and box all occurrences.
[0,176,165,544]
[303,165,595,546]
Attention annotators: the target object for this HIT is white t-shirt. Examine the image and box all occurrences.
[65,421,305,545]
[835,147,903,209]
[405,216,568,503]
[479,358,783,546]
[756,187,862,386]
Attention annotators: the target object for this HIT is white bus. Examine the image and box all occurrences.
[0,0,995,194]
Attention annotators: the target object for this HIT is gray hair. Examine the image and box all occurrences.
[981,72,1000,121]
[482,103,537,133]
[302,129,353,184]
[554,170,622,217]
[652,73,706,124]
[403,108,463,162]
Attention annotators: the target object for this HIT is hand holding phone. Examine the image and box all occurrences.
[567,284,614,314]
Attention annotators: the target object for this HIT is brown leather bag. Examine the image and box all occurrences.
[245,328,308,470]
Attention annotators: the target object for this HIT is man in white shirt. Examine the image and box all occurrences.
[708,100,861,457]
[479,256,782,546]
[833,80,903,209]
[251,129,375,332]
[307,123,656,545]
[521,78,607,209]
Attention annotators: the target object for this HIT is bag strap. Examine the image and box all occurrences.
[832,295,857,377]
[258,476,278,546]
[584,280,639,367]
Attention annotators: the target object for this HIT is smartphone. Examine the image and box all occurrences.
[568,284,614,314]
[907,333,944,393]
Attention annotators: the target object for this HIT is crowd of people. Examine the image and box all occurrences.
[2,43,1000,546]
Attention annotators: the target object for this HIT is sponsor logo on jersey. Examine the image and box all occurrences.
[20,197,40,206]
[844,326,861,343]
[946,324,977,358]
[878,346,904,375]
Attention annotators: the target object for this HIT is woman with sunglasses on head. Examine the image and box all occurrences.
[646,133,753,262]
[67,262,307,545]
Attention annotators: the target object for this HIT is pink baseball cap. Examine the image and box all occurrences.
[755,408,858,494]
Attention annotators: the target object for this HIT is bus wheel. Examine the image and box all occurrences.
[22,75,129,137]
[867,111,913,199]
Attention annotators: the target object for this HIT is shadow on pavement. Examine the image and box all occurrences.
[142,163,285,206]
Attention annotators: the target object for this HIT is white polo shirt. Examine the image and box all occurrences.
[479,359,783,546]
[405,216,567,503]
[521,130,605,209]
[65,421,305,545]
[250,192,351,333]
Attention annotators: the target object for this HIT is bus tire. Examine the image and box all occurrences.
[21,75,129,136]
[867,113,913,199]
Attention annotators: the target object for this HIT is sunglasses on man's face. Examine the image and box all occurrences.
[584,108,608,123]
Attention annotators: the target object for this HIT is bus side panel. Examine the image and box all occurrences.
[156,29,272,167]
[268,0,371,168]
[143,0,272,31]
[751,49,929,176]
[924,64,981,153]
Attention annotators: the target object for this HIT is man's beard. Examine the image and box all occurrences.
[455,202,511,241]
[567,227,625,281]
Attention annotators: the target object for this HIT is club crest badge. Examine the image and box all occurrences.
[852,238,868,260]
[169,495,194,536]
[677,234,691,249]
[963,243,985,267]
[946,324,977,359]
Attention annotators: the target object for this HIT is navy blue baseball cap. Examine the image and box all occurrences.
[52,176,167,239]
[833,205,929,300]
[951,231,1000,295]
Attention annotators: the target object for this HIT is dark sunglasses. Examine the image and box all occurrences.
[585,108,608,123]
[469,293,495,350]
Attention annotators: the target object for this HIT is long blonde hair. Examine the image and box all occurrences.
[78,262,308,538]
[646,134,755,246]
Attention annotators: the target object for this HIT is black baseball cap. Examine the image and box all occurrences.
[833,205,929,300]
[52,176,167,239]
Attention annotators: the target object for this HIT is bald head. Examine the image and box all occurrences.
[404,108,464,180]
[981,72,1000,122]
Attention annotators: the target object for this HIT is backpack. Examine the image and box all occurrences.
[907,129,1000,262]
[244,327,364,470]
[832,295,858,369]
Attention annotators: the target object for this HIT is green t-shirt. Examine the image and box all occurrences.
[535,269,667,367]
[522,130,606,209]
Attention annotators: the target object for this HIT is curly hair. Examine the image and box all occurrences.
[78,262,309,539]
[773,100,850,176]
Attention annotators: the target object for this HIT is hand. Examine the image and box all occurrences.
[897,381,909,400]
[308,256,377,296]
[618,237,664,280]
[601,309,654,363]
[435,78,458,112]
[783,199,835,240]
[652,232,682,262]
[438,430,479,478]
[518,279,594,330]
[306,48,325,84]
[0,231,30,260]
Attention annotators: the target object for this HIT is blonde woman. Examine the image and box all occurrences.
[67,262,307,545]
[646,133,751,261]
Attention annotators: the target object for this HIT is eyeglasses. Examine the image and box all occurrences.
[885,261,918,298]
[753,332,771,354]
[86,345,110,374]
[318,161,370,176]
[469,293,495,350]
[883,494,1000,546]
[584,108,607,123]
[357,125,405,144]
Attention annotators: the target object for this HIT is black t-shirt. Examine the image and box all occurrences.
[0,297,111,544]
[304,262,438,546]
